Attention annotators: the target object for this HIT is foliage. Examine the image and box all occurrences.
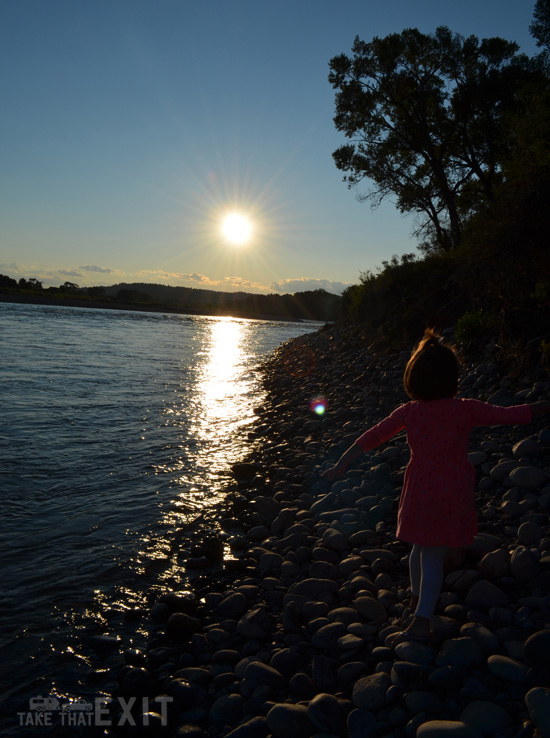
[116,288,152,303]
[339,251,467,344]
[531,0,550,69]
[0,274,341,322]
[455,310,493,344]
[541,339,550,371]
[0,274,17,288]
[329,26,534,253]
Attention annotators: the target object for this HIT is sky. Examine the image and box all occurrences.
[0,1,541,295]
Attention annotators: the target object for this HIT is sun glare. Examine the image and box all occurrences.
[221,213,252,245]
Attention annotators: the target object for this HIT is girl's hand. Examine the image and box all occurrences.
[322,463,345,482]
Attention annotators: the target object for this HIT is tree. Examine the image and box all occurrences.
[531,0,550,58]
[329,27,530,252]
[61,281,79,291]
[0,274,17,288]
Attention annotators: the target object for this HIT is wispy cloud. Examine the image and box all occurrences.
[79,265,115,274]
[0,262,353,295]
[269,278,351,295]
[59,269,86,278]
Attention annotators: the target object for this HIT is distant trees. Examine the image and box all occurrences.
[329,26,540,252]
[61,281,79,292]
[116,288,152,303]
[0,273,341,322]
[0,274,17,288]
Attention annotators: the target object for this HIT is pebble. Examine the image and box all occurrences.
[509,465,548,489]
[417,721,483,738]
[525,687,550,738]
[105,328,550,738]
[487,654,528,682]
[464,580,509,610]
[459,700,513,734]
[352,672,390,711]
[307,693,348,735]
[266,703,313,738]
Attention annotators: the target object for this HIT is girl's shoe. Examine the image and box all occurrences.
[389,630,434,646]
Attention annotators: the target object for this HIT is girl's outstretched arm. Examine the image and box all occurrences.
[530,401,550,417]
[322,442,363,482]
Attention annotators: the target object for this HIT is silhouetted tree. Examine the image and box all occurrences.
[531,0,550,69]
[0,274,18,288]
[329,27,531,252]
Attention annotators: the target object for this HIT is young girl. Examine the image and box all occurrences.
[323,330,550,645]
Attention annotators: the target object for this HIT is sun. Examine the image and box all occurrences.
[221,213,252,245]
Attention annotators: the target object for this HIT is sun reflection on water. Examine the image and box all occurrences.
[200,318,246,424]
[147,316,259,542]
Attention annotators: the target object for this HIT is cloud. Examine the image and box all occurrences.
[79,265,114,273]
[58,269,86,278]
[269,277,352,295]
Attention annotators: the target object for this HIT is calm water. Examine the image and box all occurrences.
[0,302,320,735]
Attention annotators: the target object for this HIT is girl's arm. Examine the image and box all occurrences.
[530,401,550,417]
[322,442,363,481]
[322,404,408,482]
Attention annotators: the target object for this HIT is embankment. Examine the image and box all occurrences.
[104,326,550,737]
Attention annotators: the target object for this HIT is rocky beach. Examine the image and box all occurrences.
[105,326,550,738]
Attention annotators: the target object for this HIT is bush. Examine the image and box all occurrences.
[455,310,493,343]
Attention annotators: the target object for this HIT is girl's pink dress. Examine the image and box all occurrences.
[356,398,532,546]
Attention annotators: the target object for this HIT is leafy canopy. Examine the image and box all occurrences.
[329,26,530,252]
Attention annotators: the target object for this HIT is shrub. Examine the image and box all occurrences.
[455,310,493,343]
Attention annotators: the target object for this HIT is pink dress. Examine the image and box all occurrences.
[356,398,532,546]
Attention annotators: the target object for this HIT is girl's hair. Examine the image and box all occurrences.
[404,329,459,401]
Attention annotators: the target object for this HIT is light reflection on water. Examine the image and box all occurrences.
[140,318,262,584]
[196,318,255,462]
[0,302,323,734]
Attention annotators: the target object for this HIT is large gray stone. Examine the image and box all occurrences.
[525,687,550,738]
[347,708,377,738]
[208,693,244,726]
[435,638,483,669]
[307,693,347,735]
[487,654,528,683]
[464,580,509,611]
[417,721,483,738]
[353,595,387,622]
[509,465,548,489]
[287,577,338,599]
[524,630,550,667]
[266,704,313,738]
[460,700,513,734]
[237,608,271,639]
[352,672,390,711]
[224,717,269,738]
[510,545,541,582]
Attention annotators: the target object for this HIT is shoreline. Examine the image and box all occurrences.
[82,328,550,735]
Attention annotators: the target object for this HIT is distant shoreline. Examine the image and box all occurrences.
[0,290,316,324]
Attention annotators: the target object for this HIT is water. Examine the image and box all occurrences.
[0,302,321,734]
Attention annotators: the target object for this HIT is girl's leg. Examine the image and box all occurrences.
[415,545,448,619]
[408,544,421,611]
[394,545,447,643]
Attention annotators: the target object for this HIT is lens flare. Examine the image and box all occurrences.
[309,396,327,415]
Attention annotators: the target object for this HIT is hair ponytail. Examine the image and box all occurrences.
[404,329,459,401]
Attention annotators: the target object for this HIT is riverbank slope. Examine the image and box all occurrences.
[105,326,550,737]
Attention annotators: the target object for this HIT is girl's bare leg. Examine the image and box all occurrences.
[398,545,447,639]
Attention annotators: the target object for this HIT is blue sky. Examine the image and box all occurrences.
[0,0,540,294]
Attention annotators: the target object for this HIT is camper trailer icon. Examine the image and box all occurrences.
[29,696,61,713]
